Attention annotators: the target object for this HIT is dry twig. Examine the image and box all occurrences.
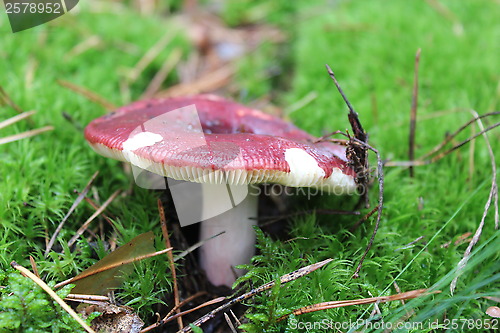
[77,193,118,231]
[54,248,172,290]
[277,289,436,322]
[0,124,53,145]
[450,110,498,293]
[0,110,35,129]
[66,294,110,302]
[45,171,99,256]
[57,79,117,111]
[409,48,421,177]
[156,64,234,98]
[127,31,176,83]
[141,48,183,99]
[67,190,121,247]
[177,258,333,333]
[224,313,238,333]
[141,295,225,332]
[325,65,384,278]
[29,256,40,278]
[158,199,183,330]
[0,86,24,113]
[385,111,500,167]
[173,231,225,262]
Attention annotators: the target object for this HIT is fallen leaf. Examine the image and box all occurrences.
[70,232,156,295]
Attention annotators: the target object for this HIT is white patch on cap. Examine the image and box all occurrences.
[122,132,163,170]
[284,148,325,186]
[321,168,357,195]
[123,132,163,152]
[122,132,163,165]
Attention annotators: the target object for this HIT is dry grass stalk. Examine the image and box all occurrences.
[11,261,96,333]
[450,110,499,293]
[157,199,183,330]
[277,289,437,322]
[54,248,172,290]
[57,79,117,111]
[67,190,121,247]
[0,125,54,145]
[140,295,225,332]
[155,64,234,98]
[141,48,183,99]
[177,258,334,333]
[0,110,36,129]
[45,171,99,256]
[409,48,421,177]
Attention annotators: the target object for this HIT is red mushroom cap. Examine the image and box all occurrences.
[84,95,356,194]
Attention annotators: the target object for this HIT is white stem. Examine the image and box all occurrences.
[199,185,258,287]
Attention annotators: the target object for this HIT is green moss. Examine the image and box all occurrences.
[0,271,84,332]
[1,0,499,330]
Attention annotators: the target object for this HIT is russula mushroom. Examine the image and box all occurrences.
[84,94,356,287]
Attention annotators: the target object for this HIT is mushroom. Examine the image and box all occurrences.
[84,94,357,287]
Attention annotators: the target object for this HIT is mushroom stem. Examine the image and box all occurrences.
[199,185,258,287]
